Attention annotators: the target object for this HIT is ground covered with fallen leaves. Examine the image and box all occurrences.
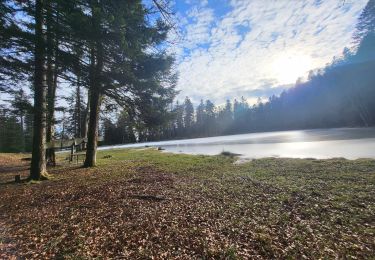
[0,149,374,259]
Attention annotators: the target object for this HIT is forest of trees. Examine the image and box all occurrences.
[0,0,177,179]
[0,0,374,178]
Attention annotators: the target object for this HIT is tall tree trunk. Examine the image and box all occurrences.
[84,2,103,167]
[81,89,90,152]
[84,88,101,167]
[82,90,89,139]
[84,44,102,167]
[20,112,25,152]
[30,0,47,180]
[74,75,82,138]
[46,0,56,165]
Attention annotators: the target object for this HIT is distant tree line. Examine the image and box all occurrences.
[0,89,33,152]
[102,0,375,144]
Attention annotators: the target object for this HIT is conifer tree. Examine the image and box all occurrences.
[81,0,177,166]
[183,97,194,130]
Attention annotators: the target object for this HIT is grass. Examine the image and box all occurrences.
[0,149,374,259]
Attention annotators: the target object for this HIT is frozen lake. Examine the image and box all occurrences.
[99,127,375,159]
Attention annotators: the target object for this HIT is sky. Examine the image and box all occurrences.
[169,0,368,105]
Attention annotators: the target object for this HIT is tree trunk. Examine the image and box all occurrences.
[76,83,82,138]
[84,88,101,167]
[84,3,103,168]
[20,113,25,152]
[30,0,47,180]
[84,43,102,167]
[46,0,56,166]
[82,90,90,140]
[80,89,90,151]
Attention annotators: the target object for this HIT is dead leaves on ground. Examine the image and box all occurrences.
[0,153,374,259]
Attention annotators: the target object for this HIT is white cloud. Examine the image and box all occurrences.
[174,0,368,104]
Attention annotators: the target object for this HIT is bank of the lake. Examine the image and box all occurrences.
[0,148,374,259]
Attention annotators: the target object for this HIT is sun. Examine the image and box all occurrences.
[272,53,313,84]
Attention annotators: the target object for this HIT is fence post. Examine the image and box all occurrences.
[70,143,74,162]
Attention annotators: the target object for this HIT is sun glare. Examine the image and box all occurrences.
[272,53,313,84]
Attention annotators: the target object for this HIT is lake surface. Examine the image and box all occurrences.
[99,127,375,159]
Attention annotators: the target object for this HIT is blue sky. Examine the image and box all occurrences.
[168,0,368,104]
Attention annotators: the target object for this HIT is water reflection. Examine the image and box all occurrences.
[99,127,375,159]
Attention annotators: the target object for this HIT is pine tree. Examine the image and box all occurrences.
[0,2,32,91]
[116,110,136,144]
[0,111,24,153]
[183,97,194,131]
[175,101,184,136]
[196,99,205,136]
[205,100,216,136]
[82,0,177,166]
[30,0,48,180]
[45,0,60,165]
[9,89,33,151]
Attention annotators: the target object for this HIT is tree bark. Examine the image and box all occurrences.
[46,0,56,165]
[20,112,25,152]
[30,0,47,180]
[82,89,90,141]
[75,80,82,138]
[84,87,101,167]
[84,2,103,167]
